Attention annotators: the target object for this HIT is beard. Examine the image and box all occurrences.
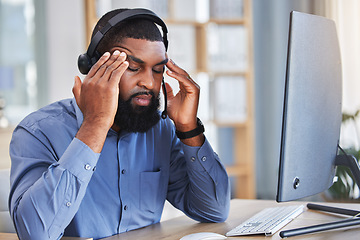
[113,91,161,133]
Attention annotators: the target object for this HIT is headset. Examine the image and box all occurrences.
[77,8,169,119]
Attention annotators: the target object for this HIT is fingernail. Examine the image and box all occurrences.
[113,50,120,55]
[120,52,126,57]
[103,52,110,57]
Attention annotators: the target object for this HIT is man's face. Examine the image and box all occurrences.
[109,38,168,132]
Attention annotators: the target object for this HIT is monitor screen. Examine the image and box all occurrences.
[276,11,342,202]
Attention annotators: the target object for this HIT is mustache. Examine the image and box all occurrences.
[130,91,155,99]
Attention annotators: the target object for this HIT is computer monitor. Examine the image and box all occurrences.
[276,11,342,202]
[276,11,360,237]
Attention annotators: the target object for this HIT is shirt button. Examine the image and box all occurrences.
[66,202,71,207]
[201,156,207,162]
[121,169,126,174]
[124,205,128,211]
[85,164,92,170]
[191,157,196,162]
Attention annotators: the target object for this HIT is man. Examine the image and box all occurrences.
[9,8,230,240]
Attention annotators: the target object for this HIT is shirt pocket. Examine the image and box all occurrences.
[140,169,166,213]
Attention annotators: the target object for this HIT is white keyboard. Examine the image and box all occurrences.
[226,204,305,236]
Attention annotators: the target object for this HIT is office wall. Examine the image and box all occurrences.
[45,0,85,104]
[0,0,85,169]
[334,0,360,149]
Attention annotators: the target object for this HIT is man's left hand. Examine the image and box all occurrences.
[165,59,204,146]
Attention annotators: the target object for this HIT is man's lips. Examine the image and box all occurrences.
[132,94,152,106]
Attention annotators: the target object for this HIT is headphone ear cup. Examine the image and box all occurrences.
[78,53,92,75]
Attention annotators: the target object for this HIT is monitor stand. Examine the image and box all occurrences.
[279,153,360,238]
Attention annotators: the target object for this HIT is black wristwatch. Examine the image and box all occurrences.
[175,118,205,139]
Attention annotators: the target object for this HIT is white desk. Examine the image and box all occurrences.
[102,199,360,240]
[2,199,360,240]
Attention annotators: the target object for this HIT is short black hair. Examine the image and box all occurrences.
[92,9,164,54]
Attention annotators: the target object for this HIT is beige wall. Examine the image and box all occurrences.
[0,128,13,169]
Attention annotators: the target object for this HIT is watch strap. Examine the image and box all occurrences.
[175,118,205,139]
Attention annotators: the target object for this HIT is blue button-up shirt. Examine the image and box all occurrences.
[9,98,230,240]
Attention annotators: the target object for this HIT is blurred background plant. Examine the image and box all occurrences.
[327,110,360,202]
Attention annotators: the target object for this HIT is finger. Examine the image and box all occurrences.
[72,76,82,103]
[108,60,129,86]
[101,52,127,82]
[166,59,188,76]
[93,50,125,81]
[166,69,200,94]
[166,60,199,89]
[87,52,111,78]
[164,82,174,99]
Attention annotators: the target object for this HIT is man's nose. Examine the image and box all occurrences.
[138,69,155,89]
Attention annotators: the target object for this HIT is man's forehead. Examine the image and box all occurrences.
[127,54,145,64]
[108,39,166,65]
[114,48,167,66]
[127,54,168,65]
[116,38,163,49]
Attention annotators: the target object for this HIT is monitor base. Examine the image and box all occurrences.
[279,151,360,238]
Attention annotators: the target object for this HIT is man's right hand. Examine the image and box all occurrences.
[72,50,128,153]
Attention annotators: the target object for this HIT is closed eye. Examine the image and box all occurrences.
[153,69,163,74]
[153,66,165,74]
[127,66,139,72]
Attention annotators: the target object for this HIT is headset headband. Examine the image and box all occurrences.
[87,8,168,57]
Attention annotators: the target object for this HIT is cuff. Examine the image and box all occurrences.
[182,137,218,172]
[57,138,100,182]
